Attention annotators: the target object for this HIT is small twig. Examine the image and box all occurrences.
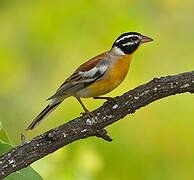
[95,129,113,142]
[21,134,26,146]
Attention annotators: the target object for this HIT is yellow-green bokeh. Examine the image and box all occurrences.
[0,0,194,179]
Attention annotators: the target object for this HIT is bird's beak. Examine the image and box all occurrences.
[140,35,154,43]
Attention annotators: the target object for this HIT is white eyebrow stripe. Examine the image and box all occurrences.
[116,35,140,43]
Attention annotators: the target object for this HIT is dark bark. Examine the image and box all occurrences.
[0,71,194,179]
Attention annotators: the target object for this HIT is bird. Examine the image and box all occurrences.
[26,32,153,130]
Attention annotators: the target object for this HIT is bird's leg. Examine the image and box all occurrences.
[75,97,95,119]
[93,96,116,103]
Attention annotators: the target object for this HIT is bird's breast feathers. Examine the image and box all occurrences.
[76,54,132,98]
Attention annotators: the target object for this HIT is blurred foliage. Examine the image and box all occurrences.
[0,121,11,144]
[4,167,42,180]
[0,0,194,179]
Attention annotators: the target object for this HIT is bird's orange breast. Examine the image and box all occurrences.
[87,54,132,97]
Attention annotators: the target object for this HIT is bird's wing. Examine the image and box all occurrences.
[47,51,110,100]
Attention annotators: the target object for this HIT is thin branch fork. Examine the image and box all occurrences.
[0,71,194,179]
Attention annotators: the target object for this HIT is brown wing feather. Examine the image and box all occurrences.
[58,51,109,87]
[47,51,109,100]
[75,51,109,72]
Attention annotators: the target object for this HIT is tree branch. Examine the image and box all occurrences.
[0,71,194,179]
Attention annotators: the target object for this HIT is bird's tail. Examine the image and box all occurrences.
[26,98,63,131]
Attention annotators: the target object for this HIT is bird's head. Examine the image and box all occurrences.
[112,32,153,55]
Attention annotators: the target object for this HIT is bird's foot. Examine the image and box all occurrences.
[80,110,96,119]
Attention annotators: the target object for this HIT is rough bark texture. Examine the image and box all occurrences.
[0,71,194,179]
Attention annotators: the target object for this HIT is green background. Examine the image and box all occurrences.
[0,0,194,179]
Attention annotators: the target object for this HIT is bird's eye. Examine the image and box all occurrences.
[131,36,138,41]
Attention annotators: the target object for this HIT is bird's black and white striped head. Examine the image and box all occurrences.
[112,32,153,55]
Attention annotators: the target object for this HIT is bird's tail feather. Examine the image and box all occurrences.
[26,99,63,131]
